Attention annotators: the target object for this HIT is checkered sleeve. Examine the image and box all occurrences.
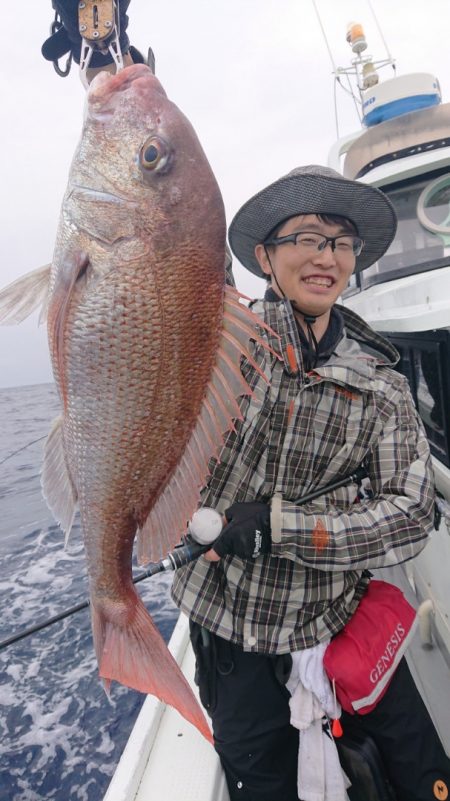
[270,381,435,570]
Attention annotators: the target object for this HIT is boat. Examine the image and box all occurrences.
[103,612,229,801]
[330,22,450,757]
[104,20,450,801]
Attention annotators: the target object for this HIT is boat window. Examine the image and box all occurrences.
[387,331,450,467]
[342,272,359,298]
[343,168,450,296]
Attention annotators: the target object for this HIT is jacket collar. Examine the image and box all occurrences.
[264,287,345,367]
[251,294,400,385]
[337,303,399,366]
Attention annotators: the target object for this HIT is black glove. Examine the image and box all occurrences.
[213,502,271,559]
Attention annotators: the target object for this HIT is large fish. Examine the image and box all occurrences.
[0,64,276,740]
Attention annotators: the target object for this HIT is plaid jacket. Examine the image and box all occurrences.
[171,299,435,654]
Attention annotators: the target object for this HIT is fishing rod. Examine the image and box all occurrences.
[146,465,369,576]
[0,435,47,466]
[0,568,152,650]
[0,465,368,651]
[0,538,219,652]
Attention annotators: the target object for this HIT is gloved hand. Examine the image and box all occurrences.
[212,502,271,559]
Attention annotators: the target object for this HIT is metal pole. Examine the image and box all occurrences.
[310,0,338,74]
[366,0,395,66]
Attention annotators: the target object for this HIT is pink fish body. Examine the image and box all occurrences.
[0,65,276,740]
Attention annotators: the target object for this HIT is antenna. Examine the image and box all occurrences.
[311,0,338,74]
[310,0,396,135]
[343,20,395,100]
[366,0,396,70]
[311,0,360,137]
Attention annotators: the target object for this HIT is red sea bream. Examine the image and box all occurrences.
[0,64,276,740]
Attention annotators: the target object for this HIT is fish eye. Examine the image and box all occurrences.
[144,144,158,163]
[140,136,172,172]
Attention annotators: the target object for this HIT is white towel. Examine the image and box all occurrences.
[287,644,350,801]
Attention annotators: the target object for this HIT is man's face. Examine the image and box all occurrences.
[255,214,357,317]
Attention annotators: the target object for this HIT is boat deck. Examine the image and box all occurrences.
[103,614,229,801]
[104,583,450,801]
[382,562,450,755]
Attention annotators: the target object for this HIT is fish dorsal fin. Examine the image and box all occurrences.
[41,416,78,543]
[0,265,51,325]
[137,286,280,564]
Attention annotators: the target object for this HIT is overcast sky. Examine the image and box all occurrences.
[1,0,450,388]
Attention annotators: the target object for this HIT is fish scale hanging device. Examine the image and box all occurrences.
[78,0,124,86]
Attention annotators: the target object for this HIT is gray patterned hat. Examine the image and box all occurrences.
[228,165,397,277]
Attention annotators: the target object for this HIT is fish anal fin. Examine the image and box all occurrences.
[92,591,212,743]
[0,265,51,325]
[41,416,78,541]
[137,286,281,565]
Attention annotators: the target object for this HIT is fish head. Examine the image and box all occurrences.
[66,64,225,263]
[50,64,227,413]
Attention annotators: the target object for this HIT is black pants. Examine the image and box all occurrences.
[340,657,450,801]
[190,624,450,801]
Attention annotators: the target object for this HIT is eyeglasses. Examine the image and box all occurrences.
[264,231,364,257]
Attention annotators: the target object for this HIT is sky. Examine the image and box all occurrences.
[1,0,450,388]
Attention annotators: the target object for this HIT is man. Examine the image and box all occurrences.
[172,166,449,800]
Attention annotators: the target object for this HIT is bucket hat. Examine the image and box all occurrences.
[228,165,397,277]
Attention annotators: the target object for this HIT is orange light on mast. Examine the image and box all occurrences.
[346,22,367,54]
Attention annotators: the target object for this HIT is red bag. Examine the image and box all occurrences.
[323,580,417,715]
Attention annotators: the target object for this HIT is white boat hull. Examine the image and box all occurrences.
[343,266,450,332]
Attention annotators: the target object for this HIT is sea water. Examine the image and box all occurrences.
[0,383,179,801]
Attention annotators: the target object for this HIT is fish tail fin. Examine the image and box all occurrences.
[0,264,51,324]
[91,590,212,743]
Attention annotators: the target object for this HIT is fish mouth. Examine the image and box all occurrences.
[88,64,167,101]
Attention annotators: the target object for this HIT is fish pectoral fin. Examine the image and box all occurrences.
[41,416,78,542]
[0,264,51,325]
[48,251,90,411]
[92,592,212,743]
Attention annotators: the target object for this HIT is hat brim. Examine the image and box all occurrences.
[228,171,397,277]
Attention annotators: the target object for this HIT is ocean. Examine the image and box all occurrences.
[0,383,179,801]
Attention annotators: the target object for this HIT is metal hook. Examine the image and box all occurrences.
[50,12,73,78]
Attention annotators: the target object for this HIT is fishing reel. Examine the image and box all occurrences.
[145,508,223,576]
